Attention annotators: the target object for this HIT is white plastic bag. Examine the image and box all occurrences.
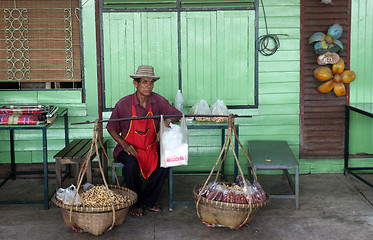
[191,99,212,121]
[210,99,229,122]
[160,115,188,168]
[56,184,83,206]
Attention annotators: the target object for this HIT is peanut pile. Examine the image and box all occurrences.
[211,116,227,123]
[195,116,211,122]
[80,185,128,207]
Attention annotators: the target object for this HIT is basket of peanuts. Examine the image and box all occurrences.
[194,115,270,229]
[52,121,137,236]
[52,184,137,235]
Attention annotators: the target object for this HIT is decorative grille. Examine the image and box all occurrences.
[0,0,82,89]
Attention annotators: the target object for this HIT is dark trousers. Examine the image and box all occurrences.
[117,151,169,208]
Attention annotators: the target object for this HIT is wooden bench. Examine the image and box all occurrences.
[54,138,108,189]
[247,140,299,210]
[111,162,124,185]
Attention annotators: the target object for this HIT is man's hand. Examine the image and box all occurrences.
[108,129,138,156]
[121,141,138,156]
[165,118,173,128]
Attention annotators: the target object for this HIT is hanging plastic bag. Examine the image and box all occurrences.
[56,184,83,206]
[190,99,211,121]
[160,115,188,168]
[210,99,229,122]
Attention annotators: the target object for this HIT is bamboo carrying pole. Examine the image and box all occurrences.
[68,114,256,229]
[70,114,252,125]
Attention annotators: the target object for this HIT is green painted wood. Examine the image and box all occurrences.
[349,0,373,155]
[0,89,85,164]
[349,111,373,154]
[103,12,178,108]
[258,15,300,28]
[0,91,38,104]
[0,1,308,174]
[100,0,301,174]
[0,151,32,164]
[238,114,299,126]
[103,12,135,108]
[81,0,99,116]
[0,91,82,105]
[216,10,255,105]
[259,50,300,62]
[259,61,300,72]
[259,93,299,105]
[0,139,65,152]
[180,11,217,106]
[259,71,299,83]
[260,82,299,94]
[31,150,65,163]
[103,0,254,9]
[350,0,373,103]
[180,11,255,106]
[104,10,254,108]
[141,12,179,101]
[104,0,177,9]
[37,91,82,104]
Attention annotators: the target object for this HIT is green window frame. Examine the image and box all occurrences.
[101,0,257,110]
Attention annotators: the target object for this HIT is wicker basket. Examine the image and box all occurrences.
[52,185,137,236]
[193,184,269,229]
[194,115,270,229]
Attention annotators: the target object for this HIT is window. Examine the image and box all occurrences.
[0,0,82,90]
[102,0,256,110]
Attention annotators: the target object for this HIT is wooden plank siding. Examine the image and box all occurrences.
[100,0,301,175]
[300,0,350,159]
[349,0,373,155]
[0,90,98,164]
[0,0,301,175]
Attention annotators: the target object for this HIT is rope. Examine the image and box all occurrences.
[195,114,254,227]
[68,120,122,230]
[257,0,288,56]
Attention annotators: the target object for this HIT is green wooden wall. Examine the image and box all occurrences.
[233,0,301,173]
[349,0,373,155]
[101,0,300,175]
[0,0,303,174]
[2,0,372,175]
[0,90,97,164]
[102,10,255,109]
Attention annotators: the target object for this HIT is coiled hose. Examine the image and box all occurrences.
[257,0,288,56]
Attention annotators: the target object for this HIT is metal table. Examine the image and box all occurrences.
[168,121,239,211]
[0,108,69,209]
[344,104,373,188]
[247,140,299,210]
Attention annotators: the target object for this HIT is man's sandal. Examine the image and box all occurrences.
[130,207,144,216]
[147,203,161,212]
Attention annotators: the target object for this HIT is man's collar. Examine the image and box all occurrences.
[134,92,154,108]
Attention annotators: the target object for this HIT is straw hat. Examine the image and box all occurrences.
[130,65,160,81]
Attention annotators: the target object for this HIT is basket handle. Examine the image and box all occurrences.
[196,115,253,226]
[232,126,258,183]
[228,125,252,226]
[69,120,118,230]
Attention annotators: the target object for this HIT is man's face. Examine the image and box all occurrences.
[134,77,155,97]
